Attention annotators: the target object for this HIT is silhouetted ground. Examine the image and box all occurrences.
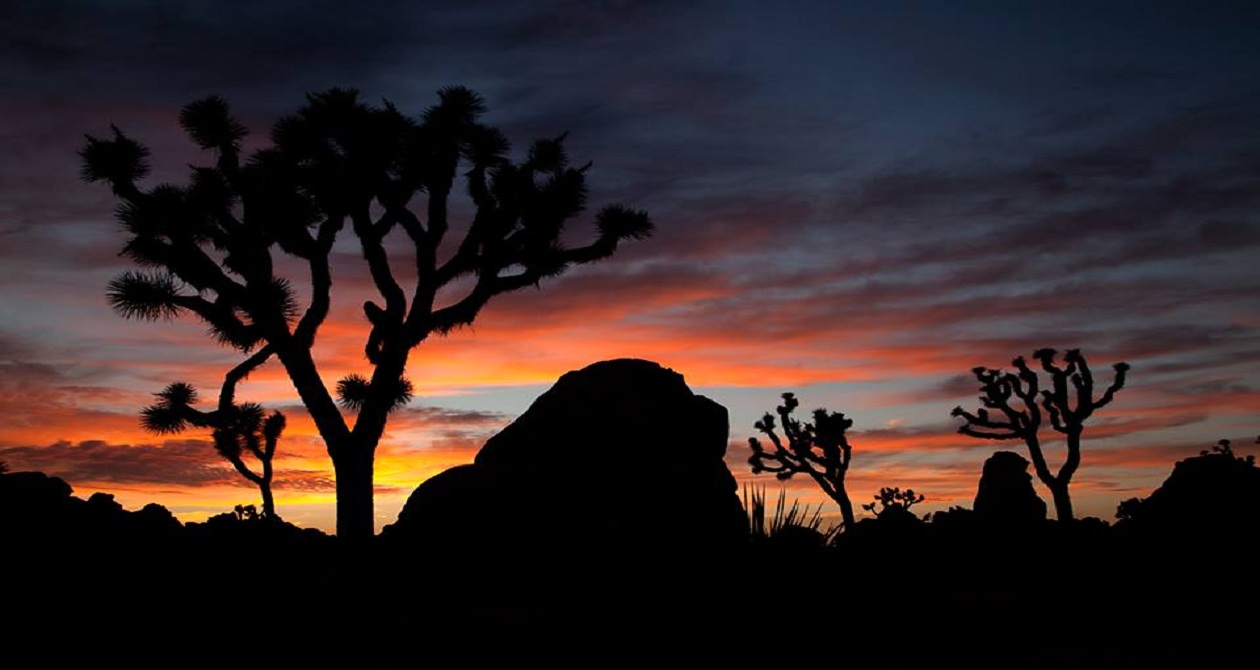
[4,468,1257,667]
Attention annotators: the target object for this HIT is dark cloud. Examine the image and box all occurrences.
[390,406,512,431]
[890,374,986,405]
[0,439,236,487]
[422,431,491,456]
[1077,66,1186,90]
[273,471,337,493]
[1138,347,1260,376]
[400,406,509,426]
[0,438,337,491]
[0,333,33,360]
[1023,106,1117,138]
[2,0,429,101]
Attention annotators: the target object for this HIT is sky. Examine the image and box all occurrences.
[1,1,1257,533]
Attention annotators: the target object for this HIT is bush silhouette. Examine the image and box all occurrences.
[743,483,836,549]
[862,486,925,521]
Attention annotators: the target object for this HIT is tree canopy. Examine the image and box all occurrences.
[82,87,653,538]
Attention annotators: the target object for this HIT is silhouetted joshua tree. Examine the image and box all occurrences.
[141,351,286,519]
[82,87,652,539]
[749,392,857,529]
[1198,438,1255,463]
[862,486,925,520]
[952,348,1129,521]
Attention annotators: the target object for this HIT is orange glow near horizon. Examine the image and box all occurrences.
[3,231,1256,535]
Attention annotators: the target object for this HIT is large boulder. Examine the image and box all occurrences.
[385,359,747,567]
[973,451,1047,525]
[1117,441,1260,533]
[0,470,76,536]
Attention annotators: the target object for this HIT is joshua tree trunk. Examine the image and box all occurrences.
[835,486,857,529]
[1046,479,1074,522]
[1045,430,1083,522]
[277,341,406,539]
[1026,438,1076,522]
[275,344,374,539]
[260,480,276,520]
[333,446,376,540]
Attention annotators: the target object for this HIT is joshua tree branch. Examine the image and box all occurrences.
[292,216,344,345]
[219,346,274,411]
[351,209,407,319]
[1093,363,1129,410]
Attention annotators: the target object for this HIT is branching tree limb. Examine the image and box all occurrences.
[84,87,652,539]
[952,349,1129,521]
[749,392,857,529]
[140,346,284,518]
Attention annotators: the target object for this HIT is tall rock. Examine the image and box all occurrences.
[973,450,1047,525]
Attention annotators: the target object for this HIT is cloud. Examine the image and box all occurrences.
[3,1,432,100]
[0,439,238,487]
[0,436,345,494]
[391,406,512,429]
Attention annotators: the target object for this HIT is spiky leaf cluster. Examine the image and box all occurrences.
[89,87,653,356]
[79,126,150,184]
[336,374,413,412]
[140,381,201,434]
[212,402,285,462]
[179,95,248,151]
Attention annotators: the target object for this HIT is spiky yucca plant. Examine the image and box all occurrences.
[744,483,838,545]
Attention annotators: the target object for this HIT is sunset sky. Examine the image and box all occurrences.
[2,1,1257,533]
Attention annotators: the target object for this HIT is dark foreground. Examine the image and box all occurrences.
[7,513,1255,668]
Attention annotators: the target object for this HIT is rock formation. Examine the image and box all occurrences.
[973,450,1047,525]
[385,359,747,567]
[1117,441,1260,532]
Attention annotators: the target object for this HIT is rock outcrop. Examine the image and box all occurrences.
[385,359,747,566]
[973,450,1047,525]
[1117,441,1260,532]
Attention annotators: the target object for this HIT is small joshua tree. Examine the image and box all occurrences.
[1199,438,1255,463]
[141,351,287,519]
[749,392,857,529]
[952,348,1128,521]
[862,487,925,520]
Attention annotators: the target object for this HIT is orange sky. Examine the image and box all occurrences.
[3,293,1254,533]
